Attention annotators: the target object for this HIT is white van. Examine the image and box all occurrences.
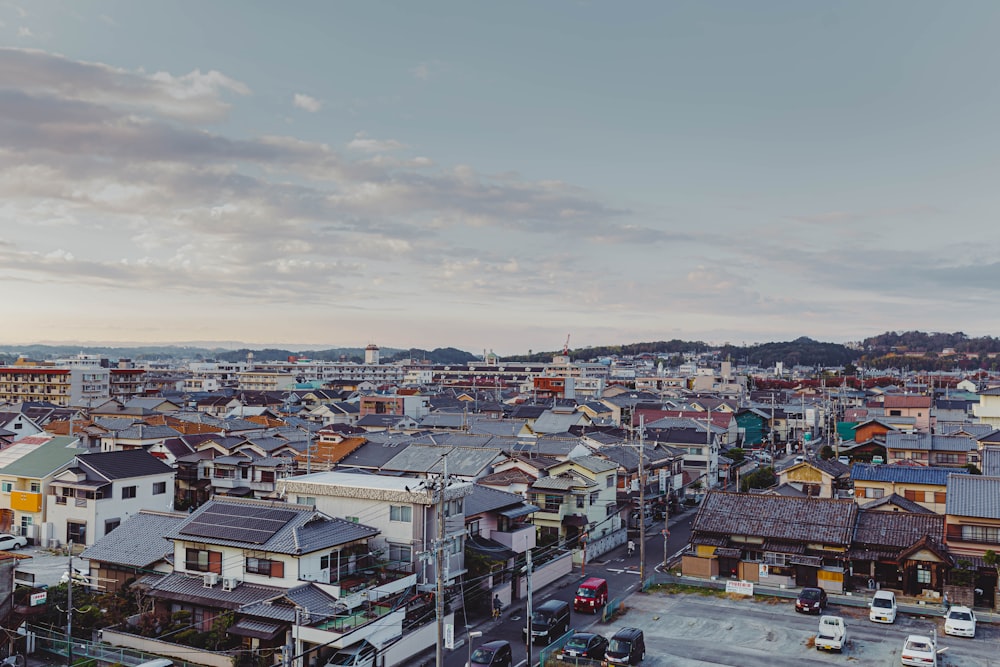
[324,641,377,667]
[869,590,897,623]
[134,660,174,667]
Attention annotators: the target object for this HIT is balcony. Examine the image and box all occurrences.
[491,524,535,553]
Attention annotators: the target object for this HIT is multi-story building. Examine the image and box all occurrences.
[0,365,108,407]
[0,434,80,543]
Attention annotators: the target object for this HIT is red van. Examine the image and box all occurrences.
[574,576,609,613]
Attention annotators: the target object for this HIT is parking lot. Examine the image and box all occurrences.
[585,589,1000,666]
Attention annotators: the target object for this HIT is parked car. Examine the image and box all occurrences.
[468,641,512,667]
[869,590,897,623]
[944,605,976,637]
[814,615,847,652]
[795,587,828,614]
[0,534,27,551]
[559,632,608,660]
[605,627,645,665]
[900,634,938,667]
[323,641,376,667]
[838,455,850,465]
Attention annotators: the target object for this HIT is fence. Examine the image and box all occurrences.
[536,629,572,667]
[27,625,210,667]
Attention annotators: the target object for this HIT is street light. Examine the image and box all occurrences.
[467,630,483,667]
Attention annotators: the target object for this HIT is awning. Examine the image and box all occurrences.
[467,535,517,561]
[789,555,824,567]
[762,540,805,554]
[498,504,540,519]
[562,514,589,527]
[715,547,742,558]
[222,486,253,497]
[228,617,284,641]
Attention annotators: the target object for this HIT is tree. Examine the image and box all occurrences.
[819,445,834,460]
[726,448,746,464]
[740,467,776,492]
[984,550,1000,587]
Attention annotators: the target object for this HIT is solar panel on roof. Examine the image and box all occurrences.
[179,504,297,545]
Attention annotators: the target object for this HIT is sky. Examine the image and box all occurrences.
[2,1,1000,356]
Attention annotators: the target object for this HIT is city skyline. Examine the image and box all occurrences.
[3,2,1000,356]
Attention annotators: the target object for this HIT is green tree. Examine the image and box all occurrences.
[726,448,746,464]
[740,467,776,492]
[819,445,834,460]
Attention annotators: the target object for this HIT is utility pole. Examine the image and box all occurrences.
[67,542,73,667]
[638,416,646,584]
[525,549,533,662]
[434,457,450,667]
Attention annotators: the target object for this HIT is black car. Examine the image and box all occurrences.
[560,633,608,660]
[795,587,828,614]
[469,640,512,667]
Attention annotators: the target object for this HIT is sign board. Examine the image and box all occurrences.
[30,591,47,606]
[444,623,454,649]
[872,456,884,465]
[659,469,668,493]
[759,564,769,578]
[725,580,754,597]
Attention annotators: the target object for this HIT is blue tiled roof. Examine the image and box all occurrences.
[851,463,967,486]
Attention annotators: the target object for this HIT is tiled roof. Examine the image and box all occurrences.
[113,424,182,440]
[531,474,594,491]
[692,491,856,545]
[859,493,934,514]
[464,484,529,516]
[945,474,1000,519]
[883,395,932,408]
[851,463,965,486]
[239,583,342,622]
[982,446,1000,477]
[853,509,944,547]
[567,455,618,474]
[80,510,185,567]
[146,571,283,610]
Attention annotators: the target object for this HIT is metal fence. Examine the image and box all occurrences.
[27,625,208,667]
[536,629,573,667]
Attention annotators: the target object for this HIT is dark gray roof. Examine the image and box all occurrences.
[464,484,529,516]
[982,446,1000,477]
[381,444,502,476]
[146,571,283,610]
[113,424,182,440]
[80,510,185,567]
[77,448,174,480]
[853,509,944,548]
[165,497,378,554]
[239,582,343,622]
[692,490,857,545]
[859,493,934,514]
[945,474,1000,519]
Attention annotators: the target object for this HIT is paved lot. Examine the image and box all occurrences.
[585,590,1000,667]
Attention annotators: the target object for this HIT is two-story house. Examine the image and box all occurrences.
[885,432,978,468]
[0,435,79,543]
[852,463,967,514]
[777,458,851,499]
[44,449,175,546]
[79,509,186,592]
[883,394,933,432]
[944,473,1000,608]
[277,470,472,590]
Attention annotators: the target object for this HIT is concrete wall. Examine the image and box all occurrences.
[517,552,572,597]
[378,612,453,667]
[573,526,627,564]
[101,628,233,667]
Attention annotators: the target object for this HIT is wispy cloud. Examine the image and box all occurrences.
[292,93,321,112]
[347,131,406,153]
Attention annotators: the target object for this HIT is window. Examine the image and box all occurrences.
[388,543,412,565]
[960,524,1000,544]
[246,557,285,577]
[576,495,585,509]
[467,519,481,536]
[934,492,946,504]
[590,492,599,506]
[916,564,931,584]
[544,495,562,511]
[864,487,884,499]
[449,536,463,555]
[67,522,87,545]
[105,518,121,535]
[606,475,614,488]
[904,490,919,502]
[186,548,222,573]
[122,486,137,499]
[30,482,40,493]
[296,496,316,506]
[346,516,359,523]
[0,482,11,493]
[153,481,166,495]
[390,505,412,522]
[606,503,616,516]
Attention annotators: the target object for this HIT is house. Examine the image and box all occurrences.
[884,432,978,468]
[852,419,899,443]
[277,470,472,589]
[882,394,933,432]
[972,386,1000,428]
[943,473,1000,608]
[78,509,186,592]
[851,463,966,514]
[596,444,683,527]
[683,491,857,593]
[528,455,620,558]
[44,449,175,546]
[0,411,44,442]
[379,444,504,481]
[776,458,851,499]
[0,435,80,544]
[849,509,949,596]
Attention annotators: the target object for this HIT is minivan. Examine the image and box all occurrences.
[606,627,645,665]
[574,576,609,613]
[324,641,377,667]
[522,599,570,644]
[468,640,512,667]
[869,590,897,624]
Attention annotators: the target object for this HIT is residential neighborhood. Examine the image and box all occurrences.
[2,343,1000,667]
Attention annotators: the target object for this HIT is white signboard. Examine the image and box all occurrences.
[444,623,454,649]
[659,469,668,493]
[725,580,754,596]
[30,591,47,606]
[759,564,769,578]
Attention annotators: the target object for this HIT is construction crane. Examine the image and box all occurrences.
[563,334,570,356]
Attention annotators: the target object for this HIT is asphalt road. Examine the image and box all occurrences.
[443,509,697,667]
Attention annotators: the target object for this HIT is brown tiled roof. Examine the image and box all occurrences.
[883,395,932,409]
[692,491,856,546]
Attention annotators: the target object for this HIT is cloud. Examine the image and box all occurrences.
[17,26,32,38]
[293,93,321,112]
[347,131,406,153]
[412,62,430,80]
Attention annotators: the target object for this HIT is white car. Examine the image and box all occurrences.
[900,634,937,667]
[0,533,27,550]
[869,589,897,623]
[814,615,847,652]
[944,605,976,637]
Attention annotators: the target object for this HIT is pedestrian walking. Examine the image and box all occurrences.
[627,539,635,557]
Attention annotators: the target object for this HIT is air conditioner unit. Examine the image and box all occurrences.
[203,572,219,587]
[222,577,239,591]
